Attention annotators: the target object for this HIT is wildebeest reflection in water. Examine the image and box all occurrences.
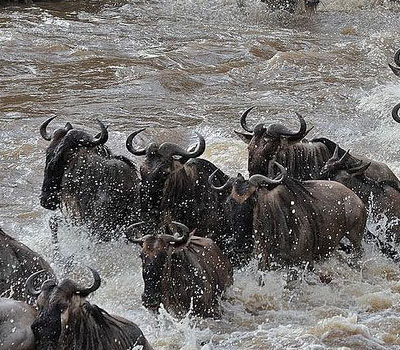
[39,117,140,242]
[26,268,153,350]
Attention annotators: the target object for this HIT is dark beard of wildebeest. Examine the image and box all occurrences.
[260,0,319,13]
[26,268,153,350]
[40,117,140,241]
[0,298,37,350]
[235,107,400,186]
[126,129,236,262]
[319,148,400,261]
[211,162,367,270]
[127,223,233,318]
[0,227,54,304]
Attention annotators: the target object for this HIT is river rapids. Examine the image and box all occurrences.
[1,0,400,349]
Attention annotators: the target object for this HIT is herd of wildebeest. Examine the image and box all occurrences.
[1,50,400,349]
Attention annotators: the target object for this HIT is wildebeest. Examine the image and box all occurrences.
[235,107,400,185]
[0,298,36,350]
[26,268,153,350]
[126,130,234,257]
[40,117,140,241]
[0,227,53,303]
[260,0,319,13]
[320,148,400,247]
[127,223,233,318]
[210,162,366,270]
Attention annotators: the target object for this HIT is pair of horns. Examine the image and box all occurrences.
[240,107,312,142]
[326,146,370,175]
[26,267,101,298]
[126,129,205,159]
[40,117,108,147]
[126,221,192,246]
[327,145,351,165]
[209,161,287,191]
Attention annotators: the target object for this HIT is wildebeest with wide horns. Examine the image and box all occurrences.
[0,298,37,350]
[127,222,233,318]
[0,227,53,304]
[235,107,400,186]
[210,162,367,270]
[126,129,234,258]
[26,268,153,350]
[40,117,140,241]
[320,148,400,254]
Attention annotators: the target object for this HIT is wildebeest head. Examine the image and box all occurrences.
[319,146,371,190]
[26,268,101,350]
[209,162,287,266]
[126,129,205,220]
[235,107,312,175]
[127,222,192,311]
[40,118,108,211]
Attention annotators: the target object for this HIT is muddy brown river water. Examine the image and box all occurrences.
[1,0,400,349]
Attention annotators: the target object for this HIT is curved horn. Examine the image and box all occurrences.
[240,107,256,133]
[76,268,101,297]
[249,162,287,187]
[65,122,73,131]
[339,149,351,163]
[389,49,400,77]
[158,132,205,159]
[126,128,147,156]
[40,117,57,141]
[347,162,371,175]
[395,48,400,67]
[25,270,47,296]
[392,102,400,123]
[125,221,146,245]
[208,169,234,191]
[281,112,308,141]
[87,119,108,147]
[332,145,339,160]
[170,221,190,233]
[170,226,194,246]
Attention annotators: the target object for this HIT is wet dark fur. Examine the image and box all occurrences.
[140,157,234,257]
[32,278,152,350]
[0,228,53,304]
[41,129,140,240]
[229,177,366,270]
[139,235,233,318]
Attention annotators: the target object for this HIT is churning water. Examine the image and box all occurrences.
[1,0,400,348]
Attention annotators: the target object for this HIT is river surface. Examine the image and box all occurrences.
[1,0,400,349]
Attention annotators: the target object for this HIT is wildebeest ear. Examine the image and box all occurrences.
[347,162,371,176]
[234,130,253,144]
